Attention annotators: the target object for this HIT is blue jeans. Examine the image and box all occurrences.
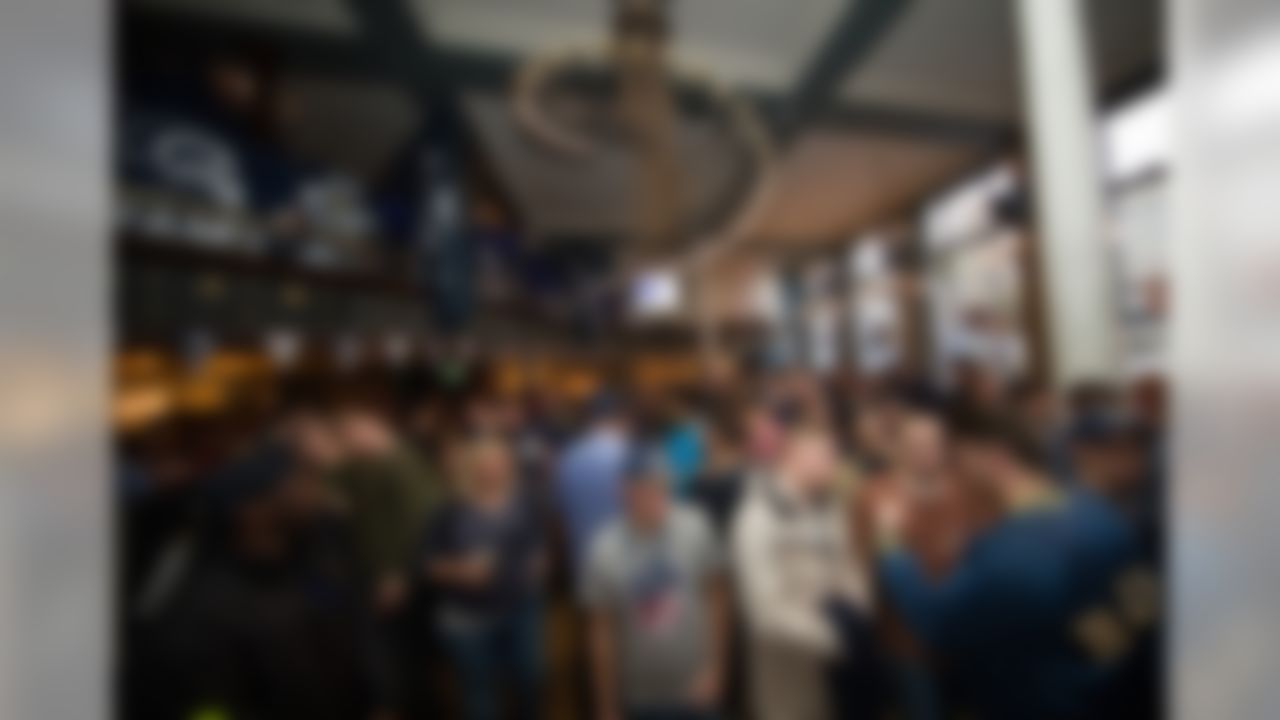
[438,601,543,720]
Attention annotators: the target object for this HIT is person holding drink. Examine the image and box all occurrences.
[424,435,546,720]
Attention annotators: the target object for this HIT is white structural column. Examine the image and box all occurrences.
[1014,0,1118,387]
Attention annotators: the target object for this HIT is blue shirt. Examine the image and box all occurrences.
[555,428,630,571]
[662,421,705,499]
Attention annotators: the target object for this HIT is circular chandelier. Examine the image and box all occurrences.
[511,0,776,268]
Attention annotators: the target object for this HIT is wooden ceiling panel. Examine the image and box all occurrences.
[745,130,984,249]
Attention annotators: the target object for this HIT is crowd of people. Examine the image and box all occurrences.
[118,359,1165,720]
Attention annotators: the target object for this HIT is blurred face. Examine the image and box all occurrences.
[467,399,503,435]
[208,59,259,112]
[338,411,396,458]
[745,408,784,464]
[466,441,514,506]
[626,476,669,530]
[952,438,1000,488]
[501,400,526,434]
[291,414,344,470]
[897,413,947,484]
[782,432,839,497]
[855,404,896,453]
[855,408,886,456]
[857,403,902,462]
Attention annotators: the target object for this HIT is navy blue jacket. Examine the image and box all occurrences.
[879,487,1144,719]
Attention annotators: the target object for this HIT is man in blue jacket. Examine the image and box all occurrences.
[875,411,1155,720]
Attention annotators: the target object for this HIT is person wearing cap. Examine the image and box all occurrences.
[1065,410,1163,718]
[582,449,728,720]
[1068,412,1155,545]
[874,411,1151,719]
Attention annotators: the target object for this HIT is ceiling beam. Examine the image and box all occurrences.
[121,3,1012,148]
[781,0,915,140]
[341,0,437,93]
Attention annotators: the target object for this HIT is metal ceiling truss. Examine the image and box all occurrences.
[121,1,1013,148]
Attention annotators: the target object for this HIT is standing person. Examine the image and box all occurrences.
[1128,374,1168,508]
[328,407,446,717]
[875,412,1148,720]
[554,393,633,719]
[854,406,957,592]
[170,442,374,720]
[425,436,545,720]
[689,414,746,538]
[888,409,951,503]
[741,401,787,481]
[855,408,954,720]
[584,451,729,720]
[330,408,444,608]
[1009,380,1072,479]
[733,426,872,720]
[1065,416,1162,719]
[688,412,749,719]
[660,391,707,500]
[554,393,632,576]
[1125,375,1167,574]
[850,400,896,477]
